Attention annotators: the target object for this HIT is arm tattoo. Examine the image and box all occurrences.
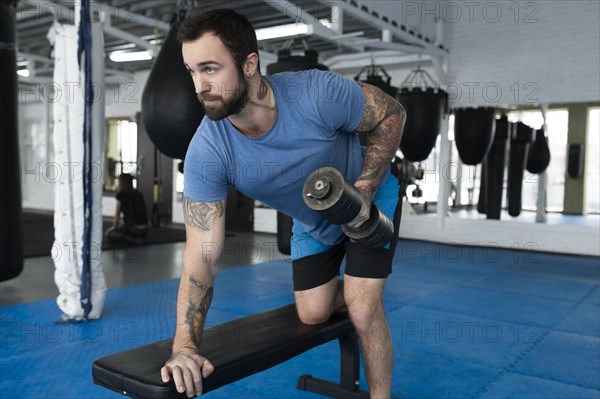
[183,197,225,230]
[185,275,214,349]
[354,84,406,195]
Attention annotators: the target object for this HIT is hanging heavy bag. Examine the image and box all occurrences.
[142,14,205,160]
[485,116,510,220]
[0,0,23,281]
[454,107,496,165]
[399,87,448,162]
[507,122,534,217]
[526,128,551,174]
[266,49,328,74]
[355,64,398,98]
[398,68,448,162]
[276,212,293,256]
[477,164,487,214]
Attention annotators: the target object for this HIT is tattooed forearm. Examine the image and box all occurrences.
[185,275,214,349]
[355,83,406,195]
[357,108,404,183]
[189,275,206,290]
[183,197,225,230]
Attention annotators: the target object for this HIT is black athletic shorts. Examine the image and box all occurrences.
[291,172,403,291]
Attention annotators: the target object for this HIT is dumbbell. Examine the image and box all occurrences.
[302,167,394,249]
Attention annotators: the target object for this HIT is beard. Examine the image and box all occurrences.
[198,73,249,121]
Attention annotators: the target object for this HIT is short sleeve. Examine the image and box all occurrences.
[183,127,230,202]
[310,70,365,133]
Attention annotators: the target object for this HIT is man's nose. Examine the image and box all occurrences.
[192,76,216,95]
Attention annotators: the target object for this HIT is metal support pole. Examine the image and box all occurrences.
[536,104,549,223]
[437,116,451,226]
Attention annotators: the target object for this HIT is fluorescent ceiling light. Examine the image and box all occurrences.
[109,50,152,62]
[108,23,315,62]
[17,69,30,77]
[255,23,313,41]
[319,19,332,29]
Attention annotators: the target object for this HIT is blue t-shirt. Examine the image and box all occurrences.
[184,69,388,246]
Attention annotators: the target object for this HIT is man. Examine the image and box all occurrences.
[160,8,406,399]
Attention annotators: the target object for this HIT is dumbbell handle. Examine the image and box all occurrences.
[303,167,394,249]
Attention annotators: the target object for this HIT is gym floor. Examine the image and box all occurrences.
[0,230,287,306]
[0,229,598,399]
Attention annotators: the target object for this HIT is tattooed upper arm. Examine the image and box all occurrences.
[183,196,226,231]
[355,82,405,133]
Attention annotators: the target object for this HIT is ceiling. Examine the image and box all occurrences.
[15,0,449,83]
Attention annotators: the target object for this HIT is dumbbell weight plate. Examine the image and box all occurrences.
[303,167,363,225]
[343,205,395,249]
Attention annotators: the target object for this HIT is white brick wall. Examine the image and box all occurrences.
[446,0,600,107]
[105,70,148,118]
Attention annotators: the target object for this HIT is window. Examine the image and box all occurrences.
[175,160,184,196]
[586,107,599,214]
[104,118,138,192]
[508,109,568,213]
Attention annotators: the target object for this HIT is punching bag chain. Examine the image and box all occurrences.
[401,66,439,91]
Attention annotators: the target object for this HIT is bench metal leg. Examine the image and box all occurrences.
[297,332,369,399]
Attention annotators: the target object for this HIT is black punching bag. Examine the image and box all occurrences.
[266,49,328,74]
[477,164,486,214]
[526,129,551,174]
[276,212,293,256]
[398,67,448,162]
[355,64,398,98]
[0,0,23,281]
[399,87,448,162]
[454,107,496,165]
[507,122,534,217]
[485,116,510,220]
[142,16,204,160]
[268,48,329,256]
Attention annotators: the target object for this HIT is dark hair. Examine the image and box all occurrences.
[118,173,134,192]
[177,9,259,72]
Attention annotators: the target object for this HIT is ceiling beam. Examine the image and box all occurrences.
[91,1,170,32]
[103,25,155,54]
[360,39,447,57]
[325,51,432,73]
[18,51,134,80]
[22,0,70,20]
[17,51,53,65]
[259,0,364,52]
[315,0,449,56]
[21,0,170,33]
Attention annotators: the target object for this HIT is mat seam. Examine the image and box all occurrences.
[472,285,600,398]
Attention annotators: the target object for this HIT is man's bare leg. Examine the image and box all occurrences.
[294,276,342,324]
[344,275,392,399]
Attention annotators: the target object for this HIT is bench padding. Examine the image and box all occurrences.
[92,304,355,398]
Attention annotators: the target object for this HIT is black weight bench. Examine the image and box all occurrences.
[92,304,369,398]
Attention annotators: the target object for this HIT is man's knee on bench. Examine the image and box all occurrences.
[294,278,345,325]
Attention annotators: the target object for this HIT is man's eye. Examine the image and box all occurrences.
[186,68,195,75]
[204,67,216,74]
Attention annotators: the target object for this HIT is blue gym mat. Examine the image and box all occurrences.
[1,240,598,399]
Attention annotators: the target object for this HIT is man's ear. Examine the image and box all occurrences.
[244,52,260,77]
